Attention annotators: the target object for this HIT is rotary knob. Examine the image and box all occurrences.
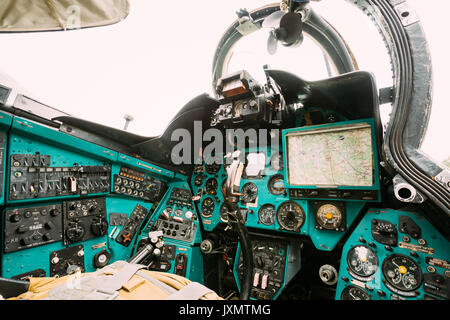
[10,213,21,223]
[91,217,108,236]
[66,222,85,242]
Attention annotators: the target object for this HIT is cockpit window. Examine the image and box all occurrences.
[0,0,446,166]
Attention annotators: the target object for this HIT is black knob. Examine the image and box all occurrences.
[91,218,108,236]
[20,237,32,246]
[10,213,21,223]
[50,208,59,217]
[45,221,55,230]
[66,222,85,242]
[43,233,53,241]
[17,225,29,234]
[377,290,386,297]
[256,256,264,268]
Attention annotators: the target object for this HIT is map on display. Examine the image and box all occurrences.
[286,123,374,187]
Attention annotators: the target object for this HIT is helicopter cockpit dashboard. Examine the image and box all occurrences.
[0,0,448,302]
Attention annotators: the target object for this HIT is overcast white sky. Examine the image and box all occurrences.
[0,0,447,163]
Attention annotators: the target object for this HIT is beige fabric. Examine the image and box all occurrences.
[7,263,223,300]
[0,0,129,32]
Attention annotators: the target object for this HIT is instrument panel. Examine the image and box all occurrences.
[190,149,310,237]
[190,148,370,252]
[336,209,450,300]
[0,114,173,281]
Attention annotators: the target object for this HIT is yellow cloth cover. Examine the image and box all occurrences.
[8,263,222,300]
[0,0,129,32]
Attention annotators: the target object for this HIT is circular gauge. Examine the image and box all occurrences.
[347,246,378,279]
[276,201,305,232]
[382,254,423,292]
[219,203,230,223]
[316,203,344,230]
[205,178,218,195]
[270,153,283,172]
[341,286,371,300]
[205,160,221,175]
[258,204,276,226]
[268,174,285,196]
[174,209,183,217]
[194,174,204,187]
[163,207,173,217]
[201,198,215,218]
[241,182,258,203]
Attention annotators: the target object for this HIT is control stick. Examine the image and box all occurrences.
[128,231,164,266]
[223,151,254,300]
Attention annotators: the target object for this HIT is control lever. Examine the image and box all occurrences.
[224,151,244,201]
[128,231,164,266]
[223,151,254,300]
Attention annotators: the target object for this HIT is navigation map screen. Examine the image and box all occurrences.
[285,122,374,187]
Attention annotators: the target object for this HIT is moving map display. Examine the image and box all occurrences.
[285,122,374,187]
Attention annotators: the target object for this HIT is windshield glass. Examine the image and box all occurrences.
[0,0,447,166]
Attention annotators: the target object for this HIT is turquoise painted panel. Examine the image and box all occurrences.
[0,111,13,130]
[7,133,112,204]
[164,241,204,283]
[308,201,366,251]
[191,147,311,234]
[143,180,202,245]
[11,117,117,162]
[1,196,153,278]
[0,112,12,206]
[335,208,450,300]
[1,241,64,278]
[191,147,369,251]
[104,196,153,264]
[117,153,174,180]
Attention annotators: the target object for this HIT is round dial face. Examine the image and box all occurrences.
[268,174,285,196]
[205,160,221,175]
[241,182,258,203]
[341,285,371,300]
[258,204,276,226]
[270,153,283,172]
[382,254,423,292]
[194,174,204,187]
[205,178,218,195]
[219,203,230,223]
[316,203,344,230]
[347,246,379,278]
[201,198,215,218]
[163,207,173,216]
[174,209,183,217]
[276,201,305,232]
